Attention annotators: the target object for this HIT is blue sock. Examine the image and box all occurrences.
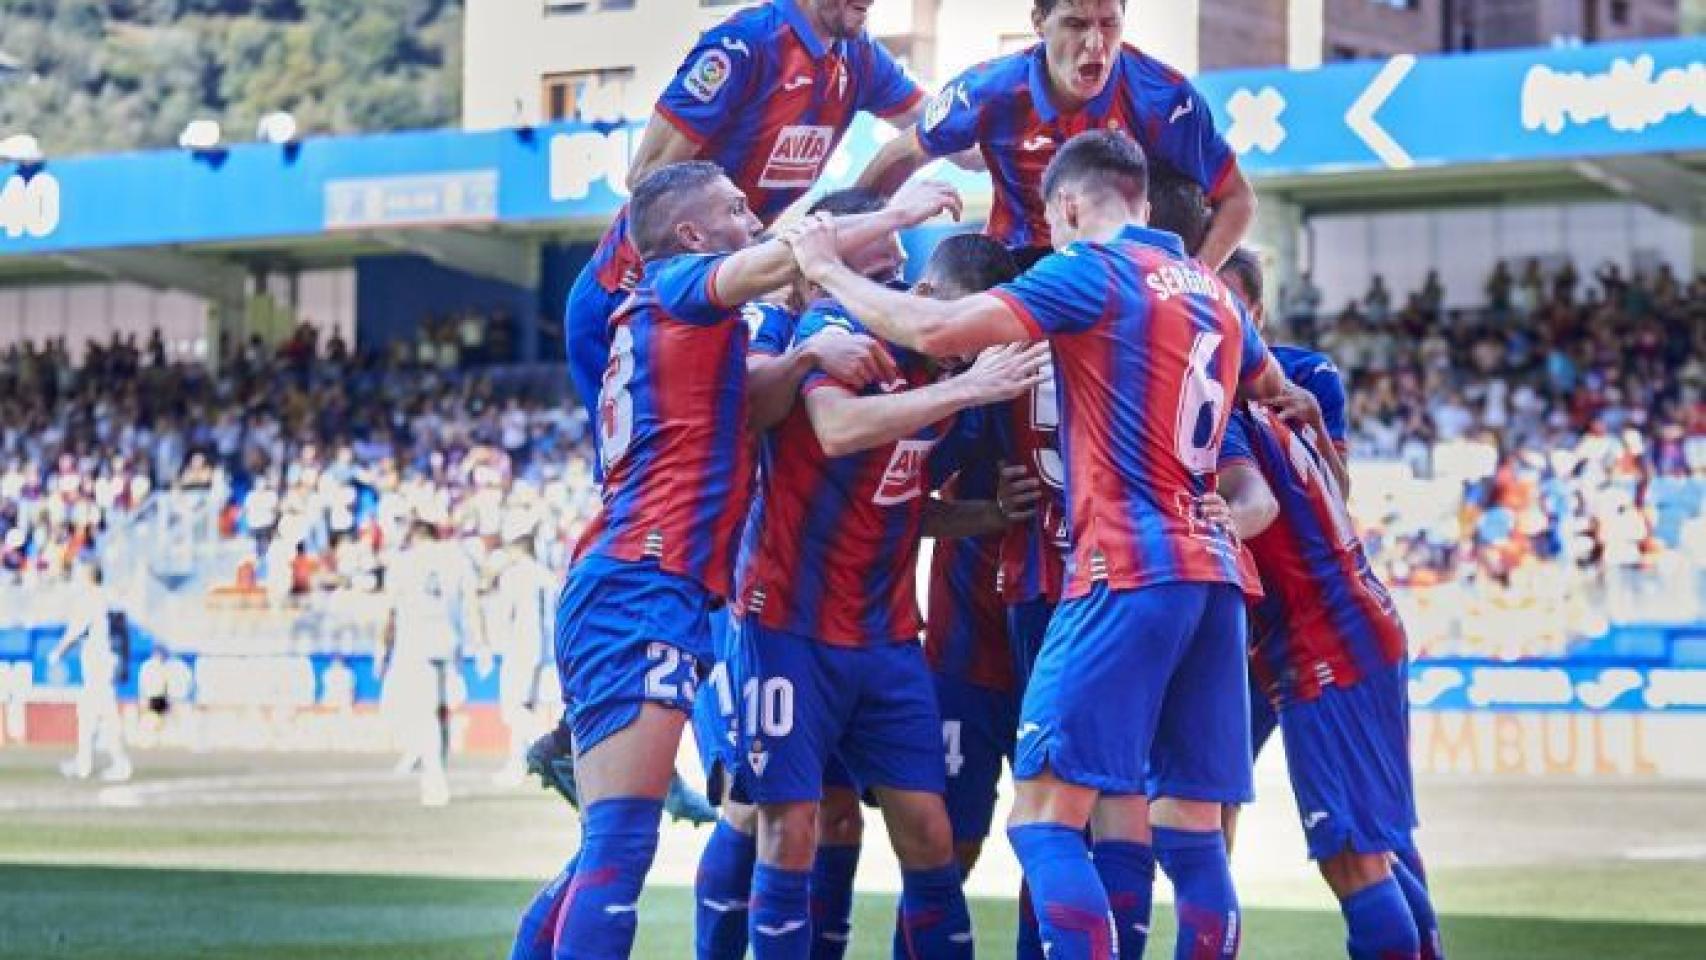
[1343,877,1421,960]
[1392,844,1445,959]
[511,853,579,960]
[553,798,661,959]
[1007,824,1115,959]
[809,844,859,960]
[895,864,974,959]
[1016,880,1046,960]
[750,863,812,960]
[1092,840,1155,958]
[695,820,756,960]
[1154,826,1241,960]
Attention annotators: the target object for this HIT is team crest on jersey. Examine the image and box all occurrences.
[758,125,834,189]
[685,49,733,103]
[873,438,936,505]
[747,738,769,777]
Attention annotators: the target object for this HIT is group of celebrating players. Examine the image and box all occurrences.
[511,1,1446,957]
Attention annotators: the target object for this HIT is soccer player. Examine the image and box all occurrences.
[856,0,1255,269]
[731,248,1048,956]
[492,510,560,786]
[693,187,908,960]
[1215,251,1445,960]
[512,161,963,960]
[564,0,930,428]
[787,129,1286,959]
[379,503,482,807]
[48,563,132,783]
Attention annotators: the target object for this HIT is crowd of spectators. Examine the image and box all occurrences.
[4,257,1704,664]
[1281,260,1706,658]
[0,323,598,604]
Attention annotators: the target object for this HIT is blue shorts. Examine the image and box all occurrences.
[1016,581,1253,801]
[732,619,945,805]
[692,607,741,802]
[556,556,711,755]
[934,671,1019,843]
[1282,662,1418,861]
[1005,597,1054,694]
[564,265,626,468]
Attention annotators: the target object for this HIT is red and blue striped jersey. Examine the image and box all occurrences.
[736,299,954,647]
[743,300,799,358]
[1220,406,1407,707]
[991,225,1275,599]
[587,0,924,298]
[925,410,1015,692]
[917,43,1236,248]
[993,373,1068,606]
[1271,345,1349,452]
[573,254,754,599]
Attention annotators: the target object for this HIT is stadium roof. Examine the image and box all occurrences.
[0,37,1700,289]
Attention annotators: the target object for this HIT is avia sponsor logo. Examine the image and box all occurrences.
[0,172,61,240]
[758,125,834,189]
[872,438,936,506]
[1521,54,1705,135]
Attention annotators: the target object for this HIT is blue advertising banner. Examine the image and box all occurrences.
[0,38,1700,257]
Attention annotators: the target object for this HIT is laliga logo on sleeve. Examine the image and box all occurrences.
[686,49,734,103]
[873,439,936,505]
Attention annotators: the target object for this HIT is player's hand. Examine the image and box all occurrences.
[995,462,1042,523]
[1261,380,1323,430]
[807,329,901,389]
[1197,492,1234,530]
[888,179,963,226]
[956,342,1050,405]
[783,213,843,284]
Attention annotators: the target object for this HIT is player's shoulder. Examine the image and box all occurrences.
[1272,345,1343,387]
[1117,43,1192,91]
[795,296,866,340]
[933,46,1031,108]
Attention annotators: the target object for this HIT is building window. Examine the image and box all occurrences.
[543,67,637,122]
[1609,1,1630,26]
[1330,44,1360,62]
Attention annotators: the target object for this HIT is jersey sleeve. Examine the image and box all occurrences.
[857,37,925,119]
[915,66,987,157]
[654,254,734,326]
[795,301,866,394]
[655,22,761,146]
[1150,78,1239,201]
[989,247,1107,337]
[743,302,797,357]
[1237,310,1275,384]
[1298,358,1349,446]
[1219,412,1257,468]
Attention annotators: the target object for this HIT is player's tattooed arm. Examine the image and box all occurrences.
[746,329,899,432]
[1217,462,1279,541]
[803,343,1047,458]
[1197,165,1258,271]
[786,216,1029,357]
[922,464,1041,539]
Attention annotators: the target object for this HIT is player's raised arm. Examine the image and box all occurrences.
[787,216,1030,357]
[804,342,1048,457]
[1197,165,1257,270]
[747,326,898,432]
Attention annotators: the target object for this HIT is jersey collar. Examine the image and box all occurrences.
[779,0,839,61]
[1116,223,1185,258]
[1028,43,1124,125]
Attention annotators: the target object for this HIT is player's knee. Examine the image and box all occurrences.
[881,793,956,869]
[757,801,819,870]
[1319,849,1394,900]
[722,799,759,836]
[818,787,864,847]
[1149,797,1223,833]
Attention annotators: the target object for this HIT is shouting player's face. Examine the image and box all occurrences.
[1034,0,1124,107]
[682,177,765,255]
[808,0,875,40]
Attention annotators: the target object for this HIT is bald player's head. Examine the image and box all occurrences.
[630,161,763,261]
